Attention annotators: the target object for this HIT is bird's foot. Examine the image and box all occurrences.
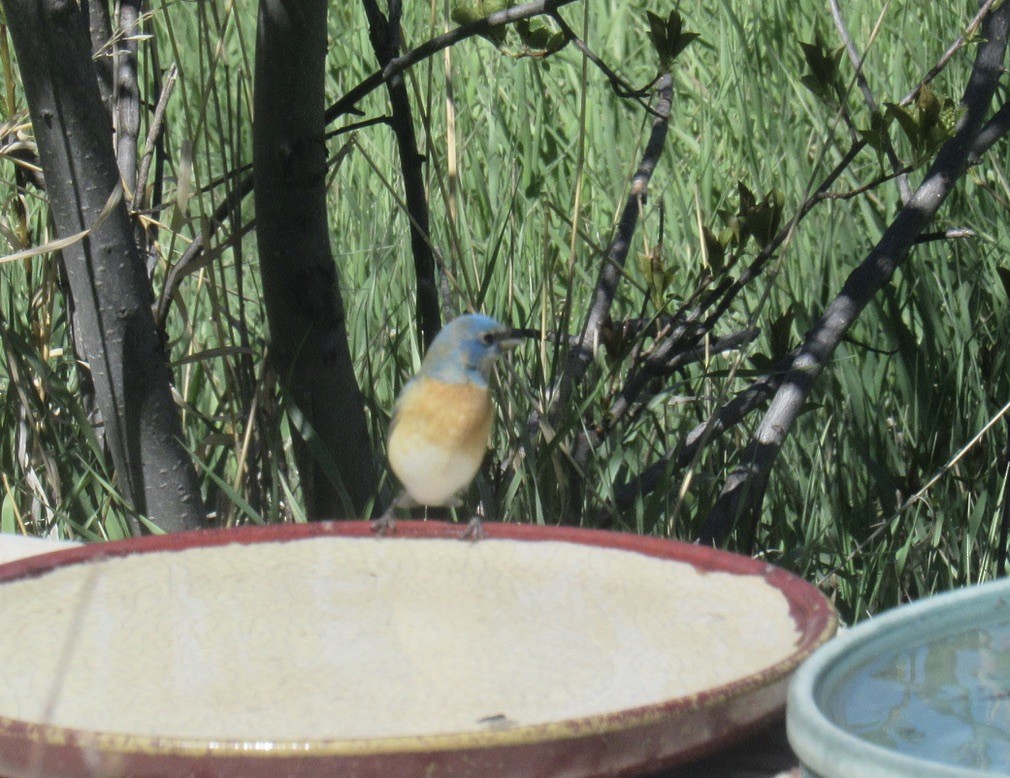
[371,511,397,537]
[373,493,415,536]
[460,515,485,542]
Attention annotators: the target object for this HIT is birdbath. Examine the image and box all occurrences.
[0,521,835,777]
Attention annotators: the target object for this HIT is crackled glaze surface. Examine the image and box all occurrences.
[0,537,799,741]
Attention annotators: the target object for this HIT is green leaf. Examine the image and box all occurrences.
[800,73,830,101]
[917,86,940,129]
[647,10,698,71]
[769,305,794,359]
[515,17,566,56]
[799,32,844,103]
[885,102,921,147]
[717,212,743,246]
[193,456,265,526]
[858,111,895,154]
[701,225,725,273]
[737,186,783,246]
[667,27,700,61]
[637,244,673,308]
[737,182,756,211]
[647,11,668,52]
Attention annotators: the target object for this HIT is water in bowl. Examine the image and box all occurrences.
[822,617,1010,772]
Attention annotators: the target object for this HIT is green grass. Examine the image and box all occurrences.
[0,0,1007,622]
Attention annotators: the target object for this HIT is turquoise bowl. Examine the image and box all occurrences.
[787,578,1010,777]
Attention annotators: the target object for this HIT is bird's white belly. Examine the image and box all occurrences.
[389,436,483,506]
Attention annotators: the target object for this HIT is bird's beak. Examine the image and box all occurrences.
[492,329,525,351]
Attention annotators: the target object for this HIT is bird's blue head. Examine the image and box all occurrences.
[418,314,518,386]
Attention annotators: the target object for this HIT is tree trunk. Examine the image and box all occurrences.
[254,0,378,518]
[3,0,206,533]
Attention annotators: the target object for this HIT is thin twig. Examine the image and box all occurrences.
[548,10,661,116]
[132,62,177,211]
[829,0,912,201]
[900,0,1002,106]
[815,162,911,201]
[914,228,975,243]
[324,115,392,140]
[325,0,581,124]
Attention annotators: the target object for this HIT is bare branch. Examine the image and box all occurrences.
[598,139,865,449]
[5,0,207,531]
[829,0,911,201]
[698,1,1010,546]
[132,62,177,212]
[325,0,581,124]
[548,10,661,115]
[255,0,378,517]
[84,0,114,111]
[814,162,912,201]
[360,0,440,347]
[900,0,1002,106]
[970,100,1010,161]
[556,73,674,407]
[613,366,786,513]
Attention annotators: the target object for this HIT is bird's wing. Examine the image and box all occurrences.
[385,378,415,443]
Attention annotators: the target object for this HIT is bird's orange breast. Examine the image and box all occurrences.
[391,378,492,445]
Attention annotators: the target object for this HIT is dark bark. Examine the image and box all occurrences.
[3,0,206,532]
[254,0,378,518]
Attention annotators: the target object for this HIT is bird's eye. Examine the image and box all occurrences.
[479,331,494,346]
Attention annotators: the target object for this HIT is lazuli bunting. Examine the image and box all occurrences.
[373,314,519,539]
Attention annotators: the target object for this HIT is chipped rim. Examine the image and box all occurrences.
[0,520,837,762]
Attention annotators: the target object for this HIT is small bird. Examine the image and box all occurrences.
[373,314,519,539]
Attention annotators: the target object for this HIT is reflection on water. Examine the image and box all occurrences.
[824,617,1010,771]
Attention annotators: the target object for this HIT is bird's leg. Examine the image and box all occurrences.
[370,506,397,537]
[460,514,486,542]
[371,492,413,537]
